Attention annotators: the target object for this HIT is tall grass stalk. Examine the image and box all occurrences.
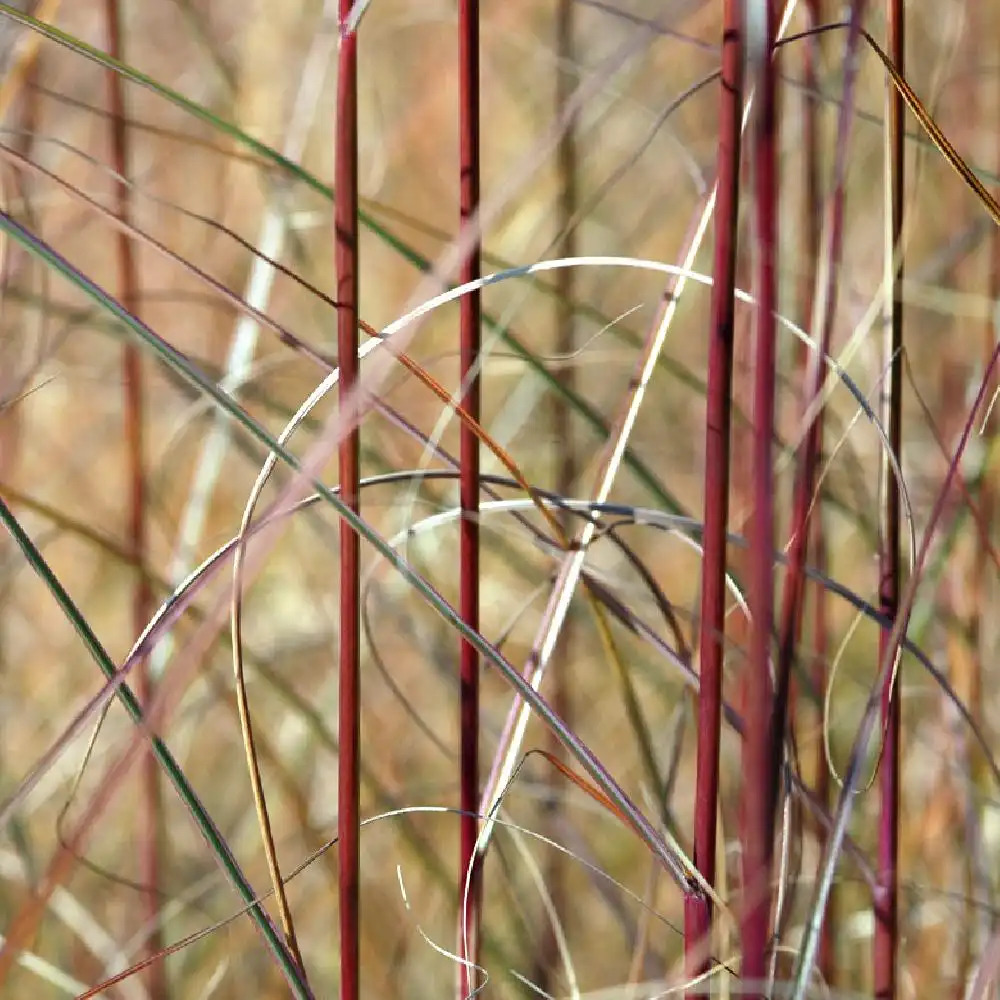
[457,1,483,995]
[742,2,779,992]
[685,0,742,992]
[875,1,905,996]
[336,4,362,998]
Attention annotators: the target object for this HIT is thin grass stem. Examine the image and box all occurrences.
[685,0,743,992]
[742,1,779,992]
[874,1,905,996]
[336,4,362,998]
[457,2,482,994]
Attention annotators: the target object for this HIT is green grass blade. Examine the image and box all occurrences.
[0,493,314,1000]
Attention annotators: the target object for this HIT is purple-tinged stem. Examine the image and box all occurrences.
[685,1,742,992]
[875,1,904,997]
[742,1,778,991]
[336,4,361,999]
[800,0,837,981]
[457,1,482,996]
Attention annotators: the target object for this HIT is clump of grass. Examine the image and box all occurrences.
[2,3,1000,999]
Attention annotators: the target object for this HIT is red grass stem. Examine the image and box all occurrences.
[875,1,904,997]
[336,4,362,999]
[457,1,482,996]
[742,2,778,992]
[685,1,743,992]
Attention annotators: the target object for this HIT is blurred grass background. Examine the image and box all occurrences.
[1,0,999,996]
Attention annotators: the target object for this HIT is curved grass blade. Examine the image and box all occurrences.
[0,207,695,905]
